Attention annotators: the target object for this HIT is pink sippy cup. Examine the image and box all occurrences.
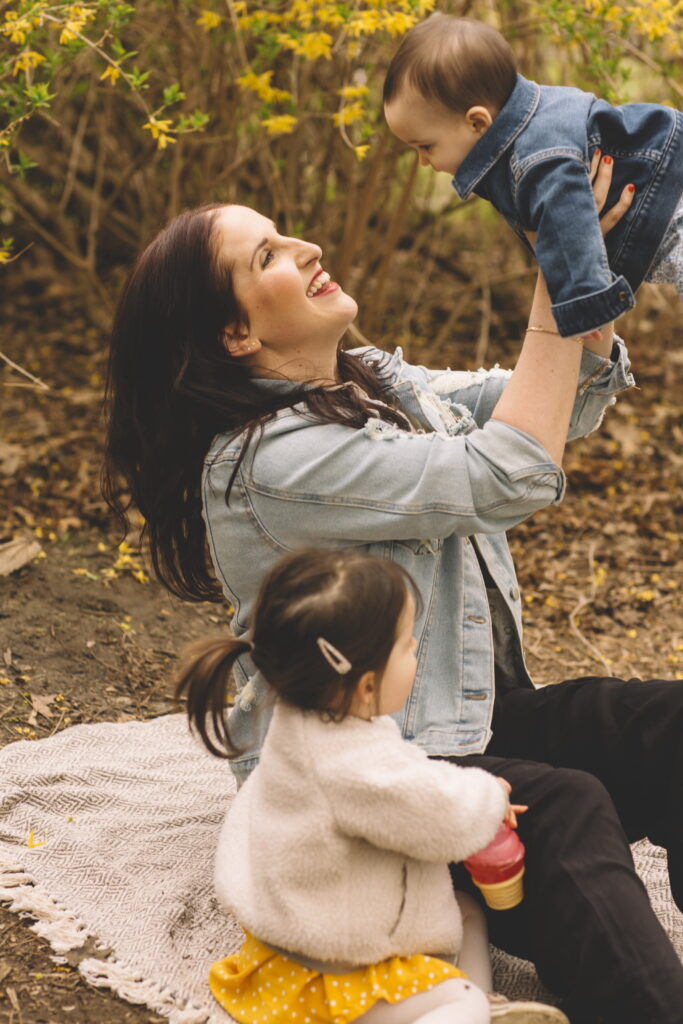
[464,822,526,910]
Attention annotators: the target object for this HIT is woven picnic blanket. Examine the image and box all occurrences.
[0,714,680,1022]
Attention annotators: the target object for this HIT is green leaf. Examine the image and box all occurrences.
[163,83,186,105]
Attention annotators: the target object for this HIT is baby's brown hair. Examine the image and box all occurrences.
[383,14,517,116]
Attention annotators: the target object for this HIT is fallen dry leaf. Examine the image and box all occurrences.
[0,536,42,577]
[30,694,56,720]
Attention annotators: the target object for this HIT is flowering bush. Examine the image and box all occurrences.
[1,0,681,342]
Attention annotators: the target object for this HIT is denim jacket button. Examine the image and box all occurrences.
[618,291,627,302]
[509,585,520,601]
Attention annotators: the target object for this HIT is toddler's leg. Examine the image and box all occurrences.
[355,980,569,1024]
[453,891,492,993]
[355,978,489,1024]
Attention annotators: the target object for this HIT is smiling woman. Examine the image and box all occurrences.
[215,206,357,379]
[103,171,683,1024]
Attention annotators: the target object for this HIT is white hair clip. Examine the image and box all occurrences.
[316,637,352,675]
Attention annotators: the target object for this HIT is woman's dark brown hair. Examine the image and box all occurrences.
[175,548,421,758]
[102,205,409,603]
[383,14,517,115]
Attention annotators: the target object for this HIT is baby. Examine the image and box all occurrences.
[383,14,683,338]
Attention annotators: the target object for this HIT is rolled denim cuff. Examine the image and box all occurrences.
[551,276,635,337]
[578,335,634,395]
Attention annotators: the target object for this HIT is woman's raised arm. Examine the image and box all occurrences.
[492,157,634,466]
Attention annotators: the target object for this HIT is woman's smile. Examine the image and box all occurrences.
[307,269,339,298]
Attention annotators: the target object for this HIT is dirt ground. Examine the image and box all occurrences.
[0,280,681,1022]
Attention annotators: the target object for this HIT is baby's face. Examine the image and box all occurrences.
[384,86,489,175]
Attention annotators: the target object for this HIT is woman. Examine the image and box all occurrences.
[103,160,683,1023]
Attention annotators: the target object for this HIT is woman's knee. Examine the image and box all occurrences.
[532,765,617,821]
[521,766,628,860]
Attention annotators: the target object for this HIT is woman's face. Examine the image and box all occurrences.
[213,206,358,372]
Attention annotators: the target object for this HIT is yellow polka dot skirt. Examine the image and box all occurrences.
[210,932,466,1024]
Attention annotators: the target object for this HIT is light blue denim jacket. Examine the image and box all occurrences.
[202,342,634,785]
[453,74,683,337]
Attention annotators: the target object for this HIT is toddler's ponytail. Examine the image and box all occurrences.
[175,636,251,758]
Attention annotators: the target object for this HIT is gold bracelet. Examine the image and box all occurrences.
[525,326,585,345]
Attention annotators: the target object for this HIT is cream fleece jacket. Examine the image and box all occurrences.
[214,700,508,967]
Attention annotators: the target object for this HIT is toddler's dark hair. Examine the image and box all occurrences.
[175,548,421,758]
[383,14,517,115]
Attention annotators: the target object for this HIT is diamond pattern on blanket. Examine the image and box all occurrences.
[0,714,680,1022]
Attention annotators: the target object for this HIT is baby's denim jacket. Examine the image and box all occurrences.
[452,74,683,336]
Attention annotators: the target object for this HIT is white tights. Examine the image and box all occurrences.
[355,893,492,1024]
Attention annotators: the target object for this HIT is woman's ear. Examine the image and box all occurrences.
[222,325,262,358]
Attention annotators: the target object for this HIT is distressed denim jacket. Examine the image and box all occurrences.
[202,342,634,786]
[453,74,683,337]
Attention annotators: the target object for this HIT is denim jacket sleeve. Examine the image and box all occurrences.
[517,157,635,336]
[242,415,564,546]
[377,339,633,437]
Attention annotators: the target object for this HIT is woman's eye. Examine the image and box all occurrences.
[261,249,274,268]
[419,145,432,153]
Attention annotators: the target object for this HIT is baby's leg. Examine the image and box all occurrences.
[354,978,490,1024]
[453,891,492,993]
[646,195,683,295]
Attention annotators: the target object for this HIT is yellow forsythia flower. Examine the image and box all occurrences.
[196,9,222,31]
[382,11,416,35]
[13,50,46,75]
[3,12,31,45]
[278,31,333,59]
[354,144,370,161]
[59,4,92,43]
[347,11,382,36]
[300,31,332,59]
[237,70,291,103]
[338,84,369,100]
[262,114,297,135]
[333,101,366,126]
[143,118,177,149]
[100,65,121,85]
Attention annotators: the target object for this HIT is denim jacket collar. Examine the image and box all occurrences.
[453,74,540,200]
[251,347,405,395]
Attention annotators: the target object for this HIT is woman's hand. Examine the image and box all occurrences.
[578,152,635,345]
[525,155,635,351]
[526,151,634,248]
[590,150,635,236]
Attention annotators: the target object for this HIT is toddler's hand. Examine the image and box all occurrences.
[496,776,528,829]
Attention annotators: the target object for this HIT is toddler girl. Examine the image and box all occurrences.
[176,548,569,1024]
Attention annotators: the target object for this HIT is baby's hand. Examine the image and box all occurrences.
[496,776,528,829]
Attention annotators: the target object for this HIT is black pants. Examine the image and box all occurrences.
[443,676,683,1024]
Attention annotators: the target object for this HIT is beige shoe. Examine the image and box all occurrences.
[487,992,570,1024]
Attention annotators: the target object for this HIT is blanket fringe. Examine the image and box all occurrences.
[81,957,211,1024]
[0,858,211,1024]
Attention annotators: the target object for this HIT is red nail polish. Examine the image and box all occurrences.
[604,155,612,165]
[595,147,601,156]
[628,184,635,192]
